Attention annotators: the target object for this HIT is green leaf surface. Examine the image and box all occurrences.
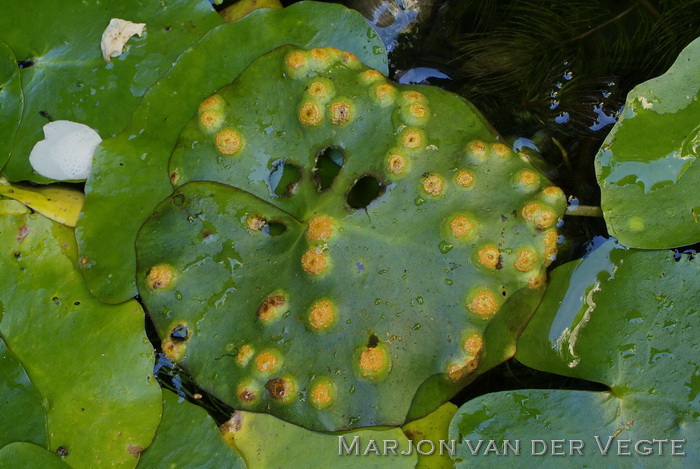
[403,402,458,469]
[221,410,418,468]
[0,40,22,172]
[76,1,389,303]
[0,0,222,182]
[0,442,69,469]
[595,37,700,248]
[134,44,565,431]
[136,390,245,469]
[450,242,700,467]
[0,214,162,469]
[0,338,47,449]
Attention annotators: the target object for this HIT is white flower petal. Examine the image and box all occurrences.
[101,18,146,63]
[29,120,102,181]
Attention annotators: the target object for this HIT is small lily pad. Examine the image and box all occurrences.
[449,242,700,467]
[595,37,700,248]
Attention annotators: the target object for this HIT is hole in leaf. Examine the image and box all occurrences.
[367,334,379,348]
[347,175,384,209]
[17,59,34,69]
[269,159,302,197]
[313,146,345,191]
[170,325,189,341]
[263,221,287,236]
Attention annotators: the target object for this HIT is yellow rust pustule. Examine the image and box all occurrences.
[477,246,500,269]
[466,140,487,162]
[464,333,483,355]
[401,90,426,103]
[306,215,334,241]
[422,174,444,196]
[299,101,323,126]
[329,100,352,126]
[306,79,335,103]
[198,94,225,113]
[359,69,384,84]
[514,249,537,272]
[147,264,174,289]
[256,294,287,323]
[372,83,397,106]
[215,128,243,155]
[246,215,267,231]
[467,290,498,318]
[456,170,474,188]
[447,356,480,381]
[308,300,336,331]
[309,48,331,69]
[513,170,539,191]
[236,344,255,367]
[309,378,335,409]
[236,380,260,405]
[450,216,474,238]
[401,129,424,149]
[199,109,224,134]
[491,143,510,158]
[285,50,308,76]
[341,51,361,69]
[543,230,558,265]
[528,272,546,289]
[255,350,282,375]
[387,150,407,175]
[356,343,392,381]
[301,247,328,276]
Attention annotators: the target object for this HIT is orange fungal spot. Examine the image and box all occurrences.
[373,83,397,106]
[257,295,286,322]
[198,94,224,113]
[286,50,307,70]
[215,129,243,155]
[387,151,407,174]
[307,215,334,241]
[246,215,266,231]
[299,102,322,126]
[308,300,336,331]
[302,247,328,276]
[255,350,281,374]
[310,379,334,409]
[147,264,174,289]
[464,334,483,355]
[199,109,224,133]
[477,246,500,269]
[456,170,474,188]
[514,249,537,272]
[329,100,352,125]
[450,216,474,238]
[236,344,255,367]
[467,290,498,318]
[402,129,424,149]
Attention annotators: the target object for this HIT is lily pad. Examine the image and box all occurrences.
[76,1,389,303]
[0,213,162,468]
[595,37,700,248]
[402,402,458,469]
[221,410,418,468]
[0,0,222,182]
[136,390,245,468]
[0,442,69,468]
[135,44,565,431]
[0,40,22,172]
[449,242,700,467]
[0,338,46,449]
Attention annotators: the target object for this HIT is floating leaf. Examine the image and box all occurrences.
[450,242,700,466]
[136,390,245,468]
[76,1,389,303]
[0,0,222,182]
[220,0,283,23]
[595,37,700,248]
[0,180,84,227]
[221,410,418,468]
[403,402,458,469]
[0,442,69,468]
[0,213,162,468]
[0,338,46,449]
[0,40,22,172]
[135,44,565,430]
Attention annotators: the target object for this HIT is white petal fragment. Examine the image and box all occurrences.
[29,121,102,181]
[101,18,146,63]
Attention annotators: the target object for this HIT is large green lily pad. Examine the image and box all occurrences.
[136,390,245,468]
[0,213,162,468]
[135,44,565,431]
[0,40,22,171]
[595,37,700,248]
[221,410,418,468]
[76,1,389,303]
[449,242,700,467]
[0,0,222,182]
